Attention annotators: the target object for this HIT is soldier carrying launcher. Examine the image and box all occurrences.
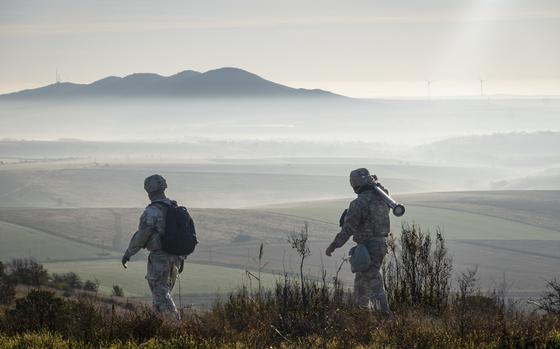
[326,168,404,317]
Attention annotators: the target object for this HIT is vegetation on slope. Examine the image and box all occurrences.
[0,223,559,348]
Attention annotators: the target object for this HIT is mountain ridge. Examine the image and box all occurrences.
[0,67,341,100]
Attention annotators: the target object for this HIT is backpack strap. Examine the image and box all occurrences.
[148,200,178,209]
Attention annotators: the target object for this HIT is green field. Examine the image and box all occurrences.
[262,200,560,240]
[43,259,280,297]
[0,221,115,261]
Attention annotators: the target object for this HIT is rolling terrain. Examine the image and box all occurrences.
[0,194,559,301]
[0,161,558,302]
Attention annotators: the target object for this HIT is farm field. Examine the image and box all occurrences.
[0,161,512,209]
[398,191,560,232]
[0,220,115,261]
[261,201,560,240]
[0,208,338,250]
[43,259,280,299]
[1,189,559,302]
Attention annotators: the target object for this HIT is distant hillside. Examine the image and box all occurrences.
[413,131,560,167]
[0,67,340,99]
[399,190,560,232]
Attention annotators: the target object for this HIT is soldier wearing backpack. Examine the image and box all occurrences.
[121,174,197,320]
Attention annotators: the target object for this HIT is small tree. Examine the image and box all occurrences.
[535,279,560,315]
[288,222,311,303]
[112,284,124,297]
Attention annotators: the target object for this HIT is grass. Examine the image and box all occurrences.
[0,279,559,348]
[43,259,280,297]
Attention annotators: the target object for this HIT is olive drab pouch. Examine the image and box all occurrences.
[348,243,371,273]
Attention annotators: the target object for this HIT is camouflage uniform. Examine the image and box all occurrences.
[123,175,184,318]
[327,168,391,314]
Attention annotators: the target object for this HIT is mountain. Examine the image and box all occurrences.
[0,68,340,99]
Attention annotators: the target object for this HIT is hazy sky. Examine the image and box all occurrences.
[1,0,559,97]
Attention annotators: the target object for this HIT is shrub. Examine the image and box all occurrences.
[383,223,452,311]
[5,289,70,333]
[51,272,83,291]
[112,285,124,297]
[6,258,49,286]
[0,277,15,305]
[537,279,560,315]
[83,279,99,293]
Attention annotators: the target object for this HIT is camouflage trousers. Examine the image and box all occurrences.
[353,238,390,313]
[146,251,182,318]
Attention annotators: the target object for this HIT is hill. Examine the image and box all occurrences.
[412,131,560,168]
[1,202,559,300]
[0,67,339,100]
[399,190,560,232]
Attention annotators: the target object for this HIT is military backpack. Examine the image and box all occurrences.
[151,201,198,256]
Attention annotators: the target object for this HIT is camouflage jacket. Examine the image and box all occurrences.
[124,197,172,258]
[330,189,390,248]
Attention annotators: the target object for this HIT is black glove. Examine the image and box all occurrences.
[325,243,336,257]
[121,255,130,269]
[178,259,184,274]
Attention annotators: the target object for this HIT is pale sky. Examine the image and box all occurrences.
[1,0,559,97]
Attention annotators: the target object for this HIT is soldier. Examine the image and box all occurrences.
[121,174,185,321]
[325,168,392,316]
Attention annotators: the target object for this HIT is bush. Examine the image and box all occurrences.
[0,261,15,305]
[383,223,452,311]
[83,279,99,293]
[537,279,560,315]
[5,289,70,333]
[0,278,15,305]
[6,258,49,286]
[112,285,124,297]
[50,272,83,291]
[4,289,103,341]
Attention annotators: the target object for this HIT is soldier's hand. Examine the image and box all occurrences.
[121,255,130,269]
[178,259,184,274]
[325,244,335,257]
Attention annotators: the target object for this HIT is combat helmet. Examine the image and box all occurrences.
[144,174,167,193]
[349,168,374,193]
